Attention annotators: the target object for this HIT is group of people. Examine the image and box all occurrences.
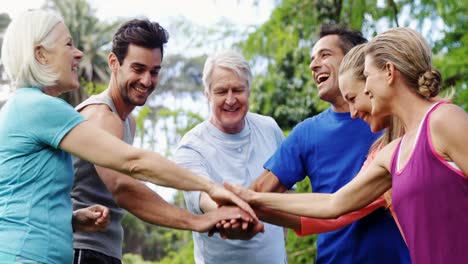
[0,8,466,264]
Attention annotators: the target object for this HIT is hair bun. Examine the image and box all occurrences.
[417,70,442,97]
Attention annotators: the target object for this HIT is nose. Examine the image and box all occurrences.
[75,48,83,61]
[225,90,236,105]
[309,57,320,73]
[140,71,152,87]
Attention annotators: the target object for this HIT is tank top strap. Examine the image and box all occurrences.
[74,91,134,144]
[390,138,403,176]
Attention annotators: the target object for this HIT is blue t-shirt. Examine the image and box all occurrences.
[265,108,410,264]
[0,87,85,264]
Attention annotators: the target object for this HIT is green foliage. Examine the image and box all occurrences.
[286,177,317,263]
[122,212,193,262]
[154,240,195,264]
[122,253,159,264]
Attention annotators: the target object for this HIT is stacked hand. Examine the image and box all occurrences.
[206,183,258,222]
[205,182,264,240]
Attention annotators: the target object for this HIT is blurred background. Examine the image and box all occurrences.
[0,0,466,263]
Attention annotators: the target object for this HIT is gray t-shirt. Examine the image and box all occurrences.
[174,112,287,264]
[72,91,133,260]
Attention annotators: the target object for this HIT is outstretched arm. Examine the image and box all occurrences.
[225,141,396,219]
[60,118,256,221]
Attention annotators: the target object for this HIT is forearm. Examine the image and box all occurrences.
[60,123,215,193]
[249,169,288,193]
[113,179,204,231]
[295,195,387,236]
[125,148,215,193]
[251,191,339,218]
[199,192,218,213]
[255,206,301,230]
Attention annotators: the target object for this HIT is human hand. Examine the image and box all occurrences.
[223,182,257,204]
[206,183,258,222]
[195,205,254,233]
[72,204,110,232]
[215,213,265,240]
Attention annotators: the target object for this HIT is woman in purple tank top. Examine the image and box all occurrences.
[224,28,468,264]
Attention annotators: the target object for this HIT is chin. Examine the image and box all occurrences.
[370,122,386,133]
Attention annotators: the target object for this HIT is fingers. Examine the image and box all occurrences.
[222,183,258,222]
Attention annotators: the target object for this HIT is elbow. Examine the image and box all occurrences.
[124,148,146,180]
[112,177,135,208]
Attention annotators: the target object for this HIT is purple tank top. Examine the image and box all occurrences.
[391,102,468,264]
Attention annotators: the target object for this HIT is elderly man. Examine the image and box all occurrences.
[174,50,287,264]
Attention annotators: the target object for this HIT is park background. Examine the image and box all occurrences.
[0,0,466,263]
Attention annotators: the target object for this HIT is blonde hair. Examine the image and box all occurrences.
[339,43,367,81]
[1,9,63,91]
[340,43,405,207]
[366,27,442,98]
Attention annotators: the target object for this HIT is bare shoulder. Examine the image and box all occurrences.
[374,138,402,171]
[430,103,468,155]
[430,103,467,130]
[79,104,124,138]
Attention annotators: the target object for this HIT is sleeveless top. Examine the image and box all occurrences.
[391,102,468,264]
[71,92,133,260]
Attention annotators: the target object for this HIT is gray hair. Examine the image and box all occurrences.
[1,9,63,91]
[202,49,252,95]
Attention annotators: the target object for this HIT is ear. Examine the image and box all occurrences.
[108,52,119,73]
[385,62,396,85]
[34,45,48,65]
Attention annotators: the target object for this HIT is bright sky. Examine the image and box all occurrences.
[0,0,274,96]
[0,0,275,201]
[0,0,274,27]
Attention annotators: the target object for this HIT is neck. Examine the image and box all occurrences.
[107,76,135,120]
[331,95,350,113]
[390,85,433,134]
[42,86,61,97]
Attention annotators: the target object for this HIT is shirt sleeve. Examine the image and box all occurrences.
[263,121,308,189]
[173,145,211,214]
[24,95,85,149]
[294,195,387,236]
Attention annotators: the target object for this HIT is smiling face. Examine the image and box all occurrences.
[207,66,249,134]
[364,54,394,119]
[339,70,390,132]
[309,35,345,103]
[42,22,83,93]
[111,44,162,106]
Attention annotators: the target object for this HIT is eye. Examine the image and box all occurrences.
[150,70,159,77]
[133,68,145,74]
[233,87,246,93]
